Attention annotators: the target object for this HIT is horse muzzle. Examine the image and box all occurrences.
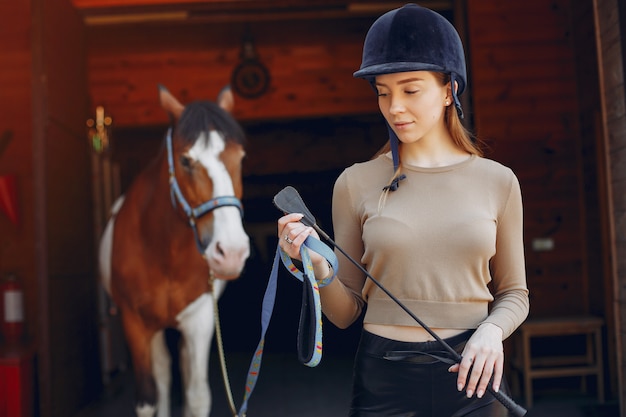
[205,236,250,280]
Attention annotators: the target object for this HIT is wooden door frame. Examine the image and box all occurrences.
[31,0,52,413]
[593,0,625,413]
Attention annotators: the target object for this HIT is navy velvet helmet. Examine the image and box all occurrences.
[354,3,467,110]
[354,3,467,190]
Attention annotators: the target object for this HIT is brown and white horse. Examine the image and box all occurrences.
[98,86,250,417]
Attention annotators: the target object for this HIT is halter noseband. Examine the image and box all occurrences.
[166,128,244,254]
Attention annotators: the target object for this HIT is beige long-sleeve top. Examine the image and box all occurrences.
[331,153,529,339]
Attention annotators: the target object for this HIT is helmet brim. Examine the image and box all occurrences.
[354,62,465,96]
[353,62,445,79]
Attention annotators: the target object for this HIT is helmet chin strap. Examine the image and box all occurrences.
[384,124,406,192]
[451,73,464,119]
[387,124,400,171]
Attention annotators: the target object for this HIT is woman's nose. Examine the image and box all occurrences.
[388,96,405,114]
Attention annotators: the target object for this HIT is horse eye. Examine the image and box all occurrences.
[179,155,192,171]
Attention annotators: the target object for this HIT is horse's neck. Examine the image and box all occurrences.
[134,154,169,205]
[129,153,186,233]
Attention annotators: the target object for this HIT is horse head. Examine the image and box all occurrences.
[159,85,250,280]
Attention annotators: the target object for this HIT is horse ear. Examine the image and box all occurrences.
[217,85,234,113]
[158,84,185,119]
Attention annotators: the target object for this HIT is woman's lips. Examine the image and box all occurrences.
[394,121,412,130]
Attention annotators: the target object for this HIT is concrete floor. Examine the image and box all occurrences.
[74,351,619,417]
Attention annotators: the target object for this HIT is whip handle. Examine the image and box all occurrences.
[489,387,527,416]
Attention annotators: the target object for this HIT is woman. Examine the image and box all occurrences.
[278,4,529,416]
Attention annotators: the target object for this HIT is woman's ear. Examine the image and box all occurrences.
[446,80,459,101]
[445,83,454,104]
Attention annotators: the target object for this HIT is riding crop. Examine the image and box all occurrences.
[272,186,528,417]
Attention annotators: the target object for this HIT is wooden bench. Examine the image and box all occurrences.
[510,316,605,408]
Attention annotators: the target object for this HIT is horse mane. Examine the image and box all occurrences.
[174,100,246,147]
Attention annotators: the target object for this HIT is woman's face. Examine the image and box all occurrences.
[375,71,450,145]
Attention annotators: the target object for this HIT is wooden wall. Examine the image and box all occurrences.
[467,0,593,317]
[85,16,379,125]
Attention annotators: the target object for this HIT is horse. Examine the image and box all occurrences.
[98,85,250,417]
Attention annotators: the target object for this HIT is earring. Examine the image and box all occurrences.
[445,100,450,105]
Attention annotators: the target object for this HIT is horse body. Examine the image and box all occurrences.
[99,86,249,417]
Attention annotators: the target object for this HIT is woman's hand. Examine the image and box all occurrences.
[448,323,504,398]
[277,213,329,277]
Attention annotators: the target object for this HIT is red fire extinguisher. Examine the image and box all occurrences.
[0,274,24,344]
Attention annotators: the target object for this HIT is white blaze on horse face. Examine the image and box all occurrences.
[189,131,250,278]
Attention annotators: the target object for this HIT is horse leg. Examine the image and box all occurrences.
[122,312,158,417]
[178,336,193,417]
[177,293,215,417]
[151,330,172,417]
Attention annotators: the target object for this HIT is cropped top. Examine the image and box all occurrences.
[331,153,529,339]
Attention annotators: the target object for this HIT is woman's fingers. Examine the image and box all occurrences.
[278,213,304,237]
[452,346,472,386]
[454,350,504,398]
[466,355,485,398]
[472,356,494,398]
[452,323,504,397]
[491,356,504,393]
[277,213,323,262]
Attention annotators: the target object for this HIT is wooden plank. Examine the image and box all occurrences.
[74,0,348,8]
[72,0,421,25]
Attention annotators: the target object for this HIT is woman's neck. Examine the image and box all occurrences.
[400,137,470,168]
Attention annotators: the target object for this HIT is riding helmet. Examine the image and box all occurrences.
[354,3,466,102]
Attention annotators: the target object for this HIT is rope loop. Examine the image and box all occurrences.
[237,235,338,415]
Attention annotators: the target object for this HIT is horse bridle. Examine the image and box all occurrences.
[166,128,244,254]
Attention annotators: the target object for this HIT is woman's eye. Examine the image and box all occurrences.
[406,89,419,95]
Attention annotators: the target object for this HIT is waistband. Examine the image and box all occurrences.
[359,329,474,364]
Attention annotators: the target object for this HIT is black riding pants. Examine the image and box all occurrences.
[349,330,512,417]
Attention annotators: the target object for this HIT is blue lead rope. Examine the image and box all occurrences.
[238,236,338,416]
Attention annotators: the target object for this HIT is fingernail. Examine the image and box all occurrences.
[457,383,463,391]
[466,390,473,398]
[477,390,484,398]
[494,385,500,393]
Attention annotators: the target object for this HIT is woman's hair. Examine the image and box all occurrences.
[374,72,484,212]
